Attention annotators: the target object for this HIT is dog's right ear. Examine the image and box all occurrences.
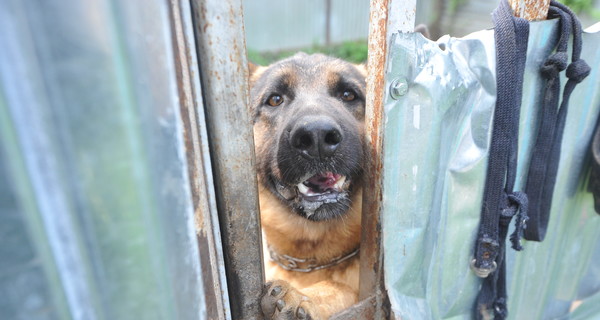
[248,62,259,77]
[247,62,265,120]
[248,62,266,88]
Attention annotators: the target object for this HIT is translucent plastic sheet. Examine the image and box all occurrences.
[0,1,204,319]
[383,20,600,319]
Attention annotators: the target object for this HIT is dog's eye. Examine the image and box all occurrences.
[340,90,356,102]
[266,94,284,107]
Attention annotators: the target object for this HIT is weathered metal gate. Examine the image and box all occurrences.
[1,0,599,319]
[374,1,600,319]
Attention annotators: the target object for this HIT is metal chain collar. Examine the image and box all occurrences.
[268,246,359,273]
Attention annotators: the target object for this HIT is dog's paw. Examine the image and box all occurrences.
[261,280,321,320]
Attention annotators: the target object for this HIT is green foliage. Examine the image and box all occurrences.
[330,41,369,63]
[558,0,600,18]
[448,0,468,14]
[248,40,368,66]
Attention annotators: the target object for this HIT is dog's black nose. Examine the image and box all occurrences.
[290,117,343,159]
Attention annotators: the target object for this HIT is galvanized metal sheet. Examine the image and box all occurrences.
[243,0,369,52]
[382,20,600,319]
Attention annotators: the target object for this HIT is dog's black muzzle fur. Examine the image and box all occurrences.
[273,106,363,221]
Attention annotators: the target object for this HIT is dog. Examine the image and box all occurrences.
[249,53,366,319]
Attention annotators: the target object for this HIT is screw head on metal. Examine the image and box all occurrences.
[390,78,408,99]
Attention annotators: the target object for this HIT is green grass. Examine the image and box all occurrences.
[248,40,368,66]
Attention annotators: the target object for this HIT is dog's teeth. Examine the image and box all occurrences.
[297,183,309,194]
[334,176,347,189]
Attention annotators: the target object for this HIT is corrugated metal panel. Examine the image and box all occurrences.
[243,0,369,52]
[0,0,206,319]
[382,20,600,319]
[329,0,370,43]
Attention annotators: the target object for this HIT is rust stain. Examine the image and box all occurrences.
[359,0,388,306]
[509,0,550,20]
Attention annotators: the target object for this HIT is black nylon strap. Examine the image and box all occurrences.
[588,121,600,214]
[524,1,591,241]
[473,1,591,318]
[473,1,529,318]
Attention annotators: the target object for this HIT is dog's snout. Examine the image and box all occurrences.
[290,118,343,159]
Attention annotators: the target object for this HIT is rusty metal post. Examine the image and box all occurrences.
[359,0,388,306]
[359,0,415,318]
[168,0,232,318]
[509,0,551,20]
[190,0,264,319]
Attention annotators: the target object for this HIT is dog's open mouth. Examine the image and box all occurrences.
[277,172,350,202]
[273,171,353,220]
[296,172,350,202]
[275,172,351,202]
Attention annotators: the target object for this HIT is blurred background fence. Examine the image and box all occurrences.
[243,0,600,63]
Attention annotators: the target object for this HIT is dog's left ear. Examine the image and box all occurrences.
[354,63,367,77]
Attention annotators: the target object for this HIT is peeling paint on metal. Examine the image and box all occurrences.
[509,0,550,21]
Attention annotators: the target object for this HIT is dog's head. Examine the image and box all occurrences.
[249,53,366,221]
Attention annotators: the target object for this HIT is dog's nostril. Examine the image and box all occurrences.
[324,130,341,146]
[289,118,343,159]
[296,134,313,150]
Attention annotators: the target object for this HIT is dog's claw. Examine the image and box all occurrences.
[297,307,307,319]
[276,299,285,311]
[261,280,320,319]
[271,286,282,296]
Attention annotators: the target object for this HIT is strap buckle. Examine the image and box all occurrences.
[470,258,497,278]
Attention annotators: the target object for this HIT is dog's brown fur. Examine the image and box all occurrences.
[249,53,366,319]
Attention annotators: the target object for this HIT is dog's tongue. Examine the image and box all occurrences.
[307,172,341,189]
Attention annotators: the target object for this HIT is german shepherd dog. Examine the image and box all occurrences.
[249,53,366,319]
